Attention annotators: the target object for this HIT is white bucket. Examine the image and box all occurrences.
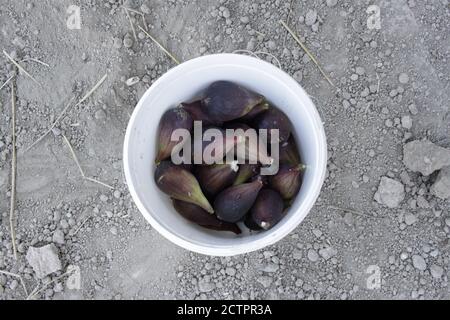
[123,54,327,256]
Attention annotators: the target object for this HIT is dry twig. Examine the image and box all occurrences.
[137,25,180,65]
[20,58,50,68]
[76,73,108,107]
[25,74,106,152]
[24,97,76,153]
[0,270,28,296]
[62,134,114,190]
[280,20,334,87]
[27,269,74,300]
[0,75,14,91]
[123,7,138,42]
[9,82,18,260]
[3,50,41,85]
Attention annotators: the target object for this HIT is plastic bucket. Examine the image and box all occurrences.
[123,54,327,256]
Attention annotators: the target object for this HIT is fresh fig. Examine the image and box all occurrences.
[214,179,263,223]
[193,127,242,164]
[233,164,259,186]
[244,214,262,231]
[172,199,241,234]
[181,100,221,126]
[235,134,273,166]
[249,189,285,230]
[255,108,291,143]
[155,161,214,213]
[279,137,301,165]
[156,108,193,164]
[224,123,273,166]
[223,122,252,131]
[195,161,239,197]
[269,163,306,200]
[203,81,264,122]
[240,101,270,122]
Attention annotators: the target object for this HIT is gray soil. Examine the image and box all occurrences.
[0,0,449,300]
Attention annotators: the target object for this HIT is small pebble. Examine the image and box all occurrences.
[123,37,134,48]
[95,109,107,120]
[305,10,317,26]
[412,255,427,271]
[401,115,413,129]
[126,77,140,86]
[399,73,409,84]
[307,249,319,262]
[326,0,338,7]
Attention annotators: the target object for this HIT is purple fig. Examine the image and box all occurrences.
[193,127,241,164]
[172,199,241,234]
[240,101,270,122]
[249,189,285,230]
[156,108,193,164]
[181,100,222,126]
[235,134,273,166]
[214,179,263,223]
[155,161,214,213]
[244,214,262,231]
[224,123,273,166]
[279,137,301,165]
[224,122,252,131]
[255,108,292,143]
[233,164,259,186]
[203,81,265,122]
[195,161,240,197]
[269,163,306,200]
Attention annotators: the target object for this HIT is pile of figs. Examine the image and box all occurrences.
[154,81,305,235]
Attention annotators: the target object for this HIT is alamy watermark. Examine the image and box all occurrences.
[366,5,381,30]
[170,122,280,175]
[67,5,81,30]
[366,265,381,290]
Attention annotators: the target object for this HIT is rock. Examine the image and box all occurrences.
[66,265,81,290]
[94,109,107,120]
[126,76,140,86]
[305,10,317,26]
[430,166,450,199]
[26,244,62,279]
[240,16,250,24]
[110,226,118,235]
[307,249,319,262]
[411,255,426,271]
[292,249,302,260]
[445,218,450,227]
[355,67,365,75]
[198,280,215,293]
[9,279,18,290]
[408,104,418,115]
[140,3,150,14]
[123,36,134,48]
[398,73,409,84]
[430,264,444,279]
[261,263,279,273]
[374,177,405,208]
[225,267,236,276]
[319,246,337,260]
[293,70,303,82]
[404,213,417,226]
[257,276,272,288]
[326,0,338,7]
[403,140,450,176]
[401,116,412,129]
[52,229,65,245]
